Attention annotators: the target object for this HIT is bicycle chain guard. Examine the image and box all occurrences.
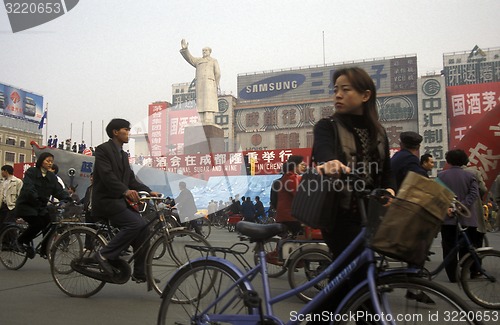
[71,257,131,284]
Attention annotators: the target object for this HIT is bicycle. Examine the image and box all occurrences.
[157,185,483,325]
[148,204,212,239]
[0,202,84,270]
[50,194,212,298]
[421,214,500,309]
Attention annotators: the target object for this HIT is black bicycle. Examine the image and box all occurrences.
[50,194,212,297]
[0,202,84,269]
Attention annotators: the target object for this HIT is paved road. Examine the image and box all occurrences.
[1,227,499,325]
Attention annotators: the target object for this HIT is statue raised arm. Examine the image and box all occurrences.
[179,39,221,116]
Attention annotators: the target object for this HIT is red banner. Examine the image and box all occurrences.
[453,104,500,191]
[447,82,500,148]
[134,147,312,178]
[148,102,168,157]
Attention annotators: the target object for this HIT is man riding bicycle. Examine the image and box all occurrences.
[92,118,160,283]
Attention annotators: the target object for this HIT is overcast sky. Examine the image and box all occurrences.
[1,0,498,147]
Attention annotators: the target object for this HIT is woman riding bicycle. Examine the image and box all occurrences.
[15,152,71,259]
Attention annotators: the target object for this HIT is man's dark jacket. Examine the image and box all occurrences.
[390,149,428,191]
[92,140,151,217]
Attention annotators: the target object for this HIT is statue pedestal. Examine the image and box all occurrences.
[183,124,225,154]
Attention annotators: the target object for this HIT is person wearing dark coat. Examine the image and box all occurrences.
[390,131,428,191]
[92,118,160,282]
[241,196,255,222]
[16,152,70,258]
[254,196,265,221]
[438,149,480,282]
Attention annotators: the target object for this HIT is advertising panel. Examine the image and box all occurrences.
[0,83,43,123]
[237,55,417,105]
[167,101,200,155]
[148,102,168,157]
[443,47,500,86]
[446,82,500,148]
[453,105,500,190]
[417,76,449,174]
[139,147,311,178]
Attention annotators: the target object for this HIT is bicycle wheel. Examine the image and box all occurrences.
[253,237,287,278]
[460,249,500,309]
[0,225,28,270]
[147,229,212,295]
[213,215,227,229]
[157,259,254,325]
[198,218,211,239]
[337,275,482,325]
[50,227,107,298]
[287,248,332,302]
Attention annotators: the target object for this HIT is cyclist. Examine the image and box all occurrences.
[15,152,71,258]
[92,118,160,283]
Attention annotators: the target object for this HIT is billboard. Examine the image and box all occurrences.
[137,147,311,178]
[443,46,500,86]
[446,81,500,148]
[148,102,168,157]
[417,76,449,174]
[167,101,200,155]
[0,83,44,123]
[237,55,417,105]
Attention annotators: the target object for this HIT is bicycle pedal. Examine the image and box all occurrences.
[242,290,261,308]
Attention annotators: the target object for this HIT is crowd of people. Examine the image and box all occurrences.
[1,67,499,318]
[46,135,94,155]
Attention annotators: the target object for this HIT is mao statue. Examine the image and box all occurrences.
[180,39,221,123]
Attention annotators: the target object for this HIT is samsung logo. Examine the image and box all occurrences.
[239,74,305,100]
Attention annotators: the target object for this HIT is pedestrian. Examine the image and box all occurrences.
[91,118,160,282]
[175,181,200,234]
[254,196,265,222]
[15,152,70,259]
[52,135,58,148]
[390,131,428,191]
[0,165,23,230]
[241,196,255,222]
[420,153,435,175]
[308,67,395,322]
[437,149,480,282]
[275,155,306,235]
[47,135,53,148]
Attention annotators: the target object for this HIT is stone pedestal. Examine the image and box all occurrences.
[183,124,225,154]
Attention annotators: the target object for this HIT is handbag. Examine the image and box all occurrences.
[291,118,344,229]
[291,168,341,229]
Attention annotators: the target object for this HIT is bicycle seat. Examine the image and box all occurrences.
[236,221,286,241]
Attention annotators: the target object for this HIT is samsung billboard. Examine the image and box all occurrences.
[237,55,417,105]
[0,83,44,123]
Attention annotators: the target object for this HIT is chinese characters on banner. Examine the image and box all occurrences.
[168,107,200,155]
[148,103,168,157]
[454,105,500,190]
[139,148,311,178]
[447,82,500,148]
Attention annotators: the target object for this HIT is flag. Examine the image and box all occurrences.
[38,110,47,129]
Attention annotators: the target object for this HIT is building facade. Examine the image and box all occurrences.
[0,115,42,166]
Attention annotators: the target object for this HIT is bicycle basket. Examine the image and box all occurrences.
[370,172,455,267]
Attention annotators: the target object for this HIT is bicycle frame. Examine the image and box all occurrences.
[183,216,420,325]
[427,222,495,281]
[96,198,186,267]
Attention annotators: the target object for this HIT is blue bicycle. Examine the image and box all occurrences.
[157,187,483,325]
